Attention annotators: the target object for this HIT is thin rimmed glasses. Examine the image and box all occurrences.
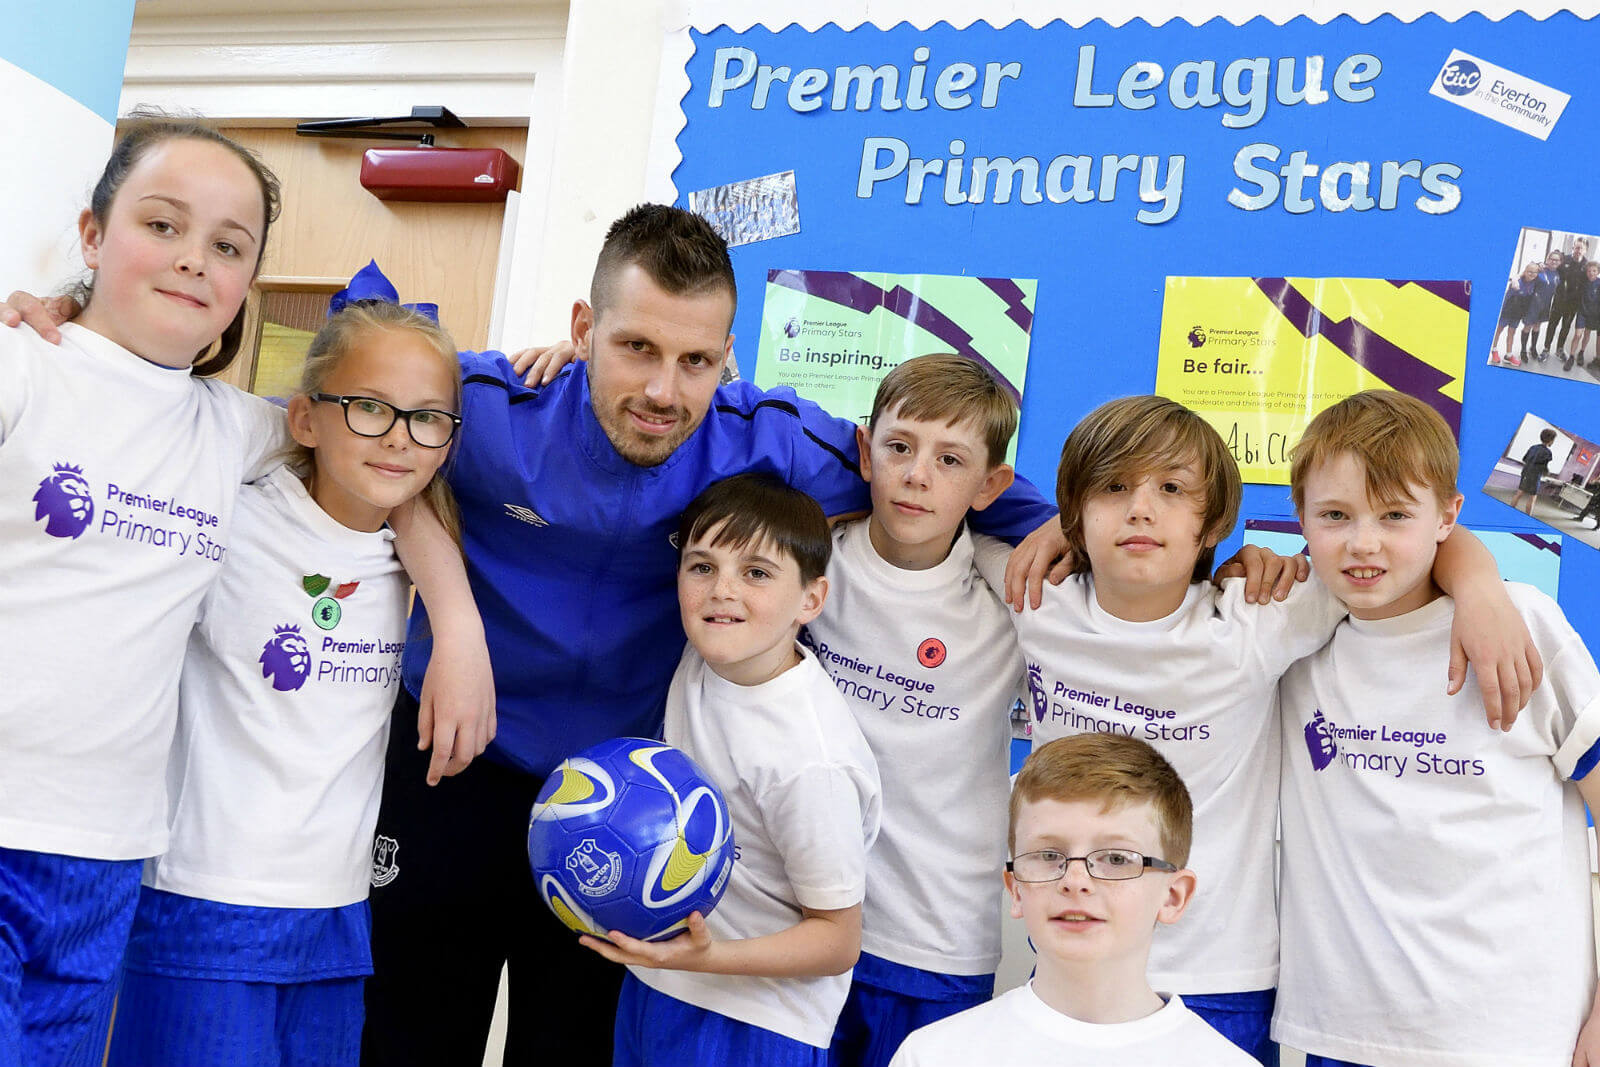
[1006,848,1177,883]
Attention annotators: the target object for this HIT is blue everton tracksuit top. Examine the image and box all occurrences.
[401,351,1055,780]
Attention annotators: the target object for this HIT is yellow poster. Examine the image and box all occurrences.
[1155,277,1469,484]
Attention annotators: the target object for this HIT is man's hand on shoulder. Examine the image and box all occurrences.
[0,291,79,345]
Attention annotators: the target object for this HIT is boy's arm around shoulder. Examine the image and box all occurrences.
[971,533,1013,596]
[962,468,1068,612]
[1433,526,1542,730]
[388,497,495,786]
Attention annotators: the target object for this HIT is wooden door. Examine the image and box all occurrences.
[212,125,526,391]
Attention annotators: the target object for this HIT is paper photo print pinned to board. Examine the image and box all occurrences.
[1483,411,1600,550]
[1486,227,1600,382]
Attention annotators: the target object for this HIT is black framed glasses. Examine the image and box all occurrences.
[312,393,460,449]
[1007,848,1177,883]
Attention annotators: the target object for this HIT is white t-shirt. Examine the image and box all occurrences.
[802,519,1022,976]
[974,542,1347,994]
[144,467,407,908]
[634,645,881,1049]
[0,323,284,860]
[889,984,1258,1067]
[1275,586,1600,1067]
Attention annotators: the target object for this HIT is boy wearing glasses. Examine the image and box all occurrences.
[891,732,1253,1065]
[1275,390,1600,1066]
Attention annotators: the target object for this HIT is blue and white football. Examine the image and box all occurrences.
[528,737,736,942]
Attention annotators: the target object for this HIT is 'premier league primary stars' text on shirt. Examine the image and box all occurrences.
[0,322,285,861]
[636,644,882,1050]
[973,543,1346,997]
[401,354,1056,778]
[144,465,407,912]
[888,984,1257,1067]
[802,519,1022,981]
[1275,586,1600,1067]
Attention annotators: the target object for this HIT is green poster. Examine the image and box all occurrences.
[754,270,1037,463]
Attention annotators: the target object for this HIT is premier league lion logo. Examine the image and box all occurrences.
[32,464,95,539]
[259,624,312,692]
[1027,662,1049,723]
[1187,325,1207,349]
[1304,708,1339,772]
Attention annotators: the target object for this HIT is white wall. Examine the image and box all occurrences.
[122,0,570,347]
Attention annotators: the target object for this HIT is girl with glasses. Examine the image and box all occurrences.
[107,300,465,1067]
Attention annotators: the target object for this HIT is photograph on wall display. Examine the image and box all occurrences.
[1487,226,1600,380]
[1482,412,1600,549]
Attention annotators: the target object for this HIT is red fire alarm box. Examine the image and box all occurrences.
[360,147,519,203]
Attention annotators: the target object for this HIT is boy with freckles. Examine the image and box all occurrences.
[808,354,1026,1067]
[1275,390,1600,1067]
[891,733,1254,1066]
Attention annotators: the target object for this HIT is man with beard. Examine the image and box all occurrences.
[360,205,1059,1066]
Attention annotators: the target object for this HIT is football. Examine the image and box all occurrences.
[528,737,736,942]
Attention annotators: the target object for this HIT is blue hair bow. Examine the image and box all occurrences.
[328,260,439,323]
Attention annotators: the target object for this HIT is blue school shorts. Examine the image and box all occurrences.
[0,846,142,1067]
[613,972,827,1067]
[1304,1056,1370,1067]
[830,952,992,1067]
[1186,988,1279,1066]
[107,971,364,1067]
[106,887,371,1066]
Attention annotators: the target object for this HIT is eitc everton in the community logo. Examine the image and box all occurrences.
[33,463,95,539]
[1439,58,1480,96]
[260,624,313,692]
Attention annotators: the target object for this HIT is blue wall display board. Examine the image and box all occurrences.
[672,14,1600,649]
